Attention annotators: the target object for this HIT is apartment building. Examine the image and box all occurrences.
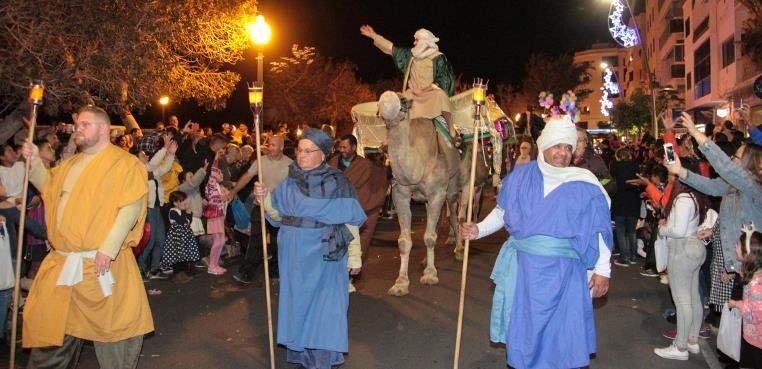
[573,43,623,130]
[682,0,761,127]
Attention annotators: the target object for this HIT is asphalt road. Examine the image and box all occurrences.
[4,189,711,369]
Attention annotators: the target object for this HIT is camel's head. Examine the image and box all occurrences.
[378,91,411,126]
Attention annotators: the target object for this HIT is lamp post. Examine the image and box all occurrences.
[159,95,169,123]
[649,84,674,135]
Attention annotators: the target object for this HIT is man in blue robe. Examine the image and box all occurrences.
[461,116,613,369]
[254,128,366,369]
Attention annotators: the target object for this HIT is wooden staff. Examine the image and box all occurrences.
[10,81,44,369]
[248,82,275,369]
[453,83,487,369]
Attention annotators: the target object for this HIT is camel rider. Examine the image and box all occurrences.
[360,25,460,147]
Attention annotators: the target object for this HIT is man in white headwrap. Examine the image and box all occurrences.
[461,115,613,369]
[360,25,459,145]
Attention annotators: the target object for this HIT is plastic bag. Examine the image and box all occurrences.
[654,236,668,272]
[717,303,742,362]
[0,222,14,290]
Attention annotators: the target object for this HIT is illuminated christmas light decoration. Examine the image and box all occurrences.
[599,68,620,117]
[608,0,639,48]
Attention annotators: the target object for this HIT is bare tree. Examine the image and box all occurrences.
[0,0,258,142]
[521,53,593,107]
[266,45,375,135]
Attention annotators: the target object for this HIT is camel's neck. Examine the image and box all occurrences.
[386,117,439,185]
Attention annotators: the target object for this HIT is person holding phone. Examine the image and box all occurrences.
[663,113,762,278]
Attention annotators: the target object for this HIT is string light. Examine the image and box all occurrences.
[599,68,620,117]
[608,0,639,48]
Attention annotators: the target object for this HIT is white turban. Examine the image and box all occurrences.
[536,115,577,152]
[536,115,611,205]
[412,28,440,58]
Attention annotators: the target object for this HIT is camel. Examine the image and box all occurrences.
[452,139,493,260]
[378,91,461,296]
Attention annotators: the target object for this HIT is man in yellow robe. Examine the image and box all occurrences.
[19,105,153,369]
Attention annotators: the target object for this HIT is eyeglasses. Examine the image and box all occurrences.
[296,147,322,155]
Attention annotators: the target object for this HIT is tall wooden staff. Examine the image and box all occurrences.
[9,80,44,369]
[248,82,276,369]
[453,79,487,369]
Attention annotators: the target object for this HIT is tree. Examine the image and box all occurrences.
[739,0,762,69]
[610,89,653,134]
[521,53,593,108]
[265,45,376,135]
[0,0,258,143]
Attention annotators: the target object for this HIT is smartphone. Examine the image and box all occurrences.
[663,143,676,164]
[191,123,200,131]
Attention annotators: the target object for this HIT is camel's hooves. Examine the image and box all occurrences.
[454,250,464,261]
[420,274,439,285]
[388,284,409,296]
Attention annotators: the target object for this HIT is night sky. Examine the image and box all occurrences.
[141,0,618,128]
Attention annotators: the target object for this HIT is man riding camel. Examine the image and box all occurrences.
[360,25,460,147]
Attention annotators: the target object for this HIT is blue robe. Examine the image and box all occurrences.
[492,162,612,369]
[268,166,366,368]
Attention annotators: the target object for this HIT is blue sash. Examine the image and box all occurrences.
[490,235,580,343]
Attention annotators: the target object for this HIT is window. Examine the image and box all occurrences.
[671,64,685,78]
[601,55,618,67]
[629,70,634,81]
[686,72,692,90]
[674,45,684,61]
[693,17,709,42]
[685,17,691,37]
[670,18,684,33]
[722,37,735,68]
[694,40,711,98]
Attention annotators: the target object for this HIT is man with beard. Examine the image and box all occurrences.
[328,135,387,278]
[360,24,459,145]
[461,116,612,368]
[20,105,152,368]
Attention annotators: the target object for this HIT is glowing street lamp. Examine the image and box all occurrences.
[159,95,170,123]
[246,14,272,85]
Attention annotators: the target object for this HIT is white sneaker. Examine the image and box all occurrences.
[654,344,689,360]
[687,342,700,354]
[348,280,356,293]
[660,274,669,285]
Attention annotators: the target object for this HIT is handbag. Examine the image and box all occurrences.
[230,197,251,230]
[0,222,14,290]
[654,236,668,272]
[717,303,742,362]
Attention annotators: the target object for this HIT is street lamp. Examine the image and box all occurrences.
[649,85,674,135]
[247,14,271,86]
[159,95,170,123]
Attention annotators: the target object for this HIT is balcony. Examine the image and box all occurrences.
[694,77,711,99]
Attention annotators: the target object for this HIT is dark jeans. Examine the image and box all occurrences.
[614,215,637,261]
[27,334,143,369]
[238,205,278,281]
[137,207,166,273]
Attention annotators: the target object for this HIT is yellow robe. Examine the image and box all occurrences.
[23,145,153,347]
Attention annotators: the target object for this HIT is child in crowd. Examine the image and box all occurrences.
[204,160,228,275]
[160,191,200,284]
[728,226,762,368]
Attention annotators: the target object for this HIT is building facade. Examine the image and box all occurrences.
[573,43,624,130]
[681,0,761,128]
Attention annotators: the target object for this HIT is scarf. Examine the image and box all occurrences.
[287,162,357,260]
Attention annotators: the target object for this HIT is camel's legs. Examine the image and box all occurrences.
[420,192,445,285]
[388,184,412,296]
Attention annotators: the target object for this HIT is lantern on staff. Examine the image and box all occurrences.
[29,80,44,105]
